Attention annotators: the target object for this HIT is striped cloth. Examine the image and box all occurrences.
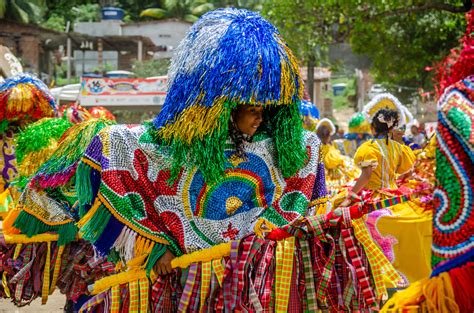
[300,239,318,311]
[139,278,149,312]
[128,280,140,312]
[352,218,402,299]
[110,284,121,313]
[200,261,212,312]
[340,210,377,307]
[274,237,295,312]
[178,262,199,311]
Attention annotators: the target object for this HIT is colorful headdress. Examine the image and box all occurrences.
[89,106,116,121]
[348,112,371,134]
[363,93,406,127]
[15,117,73,178]
[153,8,305,182]
[59,103,91,124]
[298,100,320,119]
[401,106,414,127]
[0,74,57,132]
[316,118,336,136]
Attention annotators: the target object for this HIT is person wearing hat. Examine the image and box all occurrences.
[347,93,432,286]
[315,118,360,199]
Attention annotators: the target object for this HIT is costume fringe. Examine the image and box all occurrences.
[82,208,400,312]
[381,262,473,313]
[30,118,115,189]
[12,210,77,246]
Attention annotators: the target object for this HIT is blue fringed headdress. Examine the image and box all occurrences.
[153,8,306,183]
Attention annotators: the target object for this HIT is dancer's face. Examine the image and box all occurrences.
[234,105,264,137]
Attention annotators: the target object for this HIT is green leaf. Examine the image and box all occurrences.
[10,0,29,23]
[140,8,167,19]
[184,14,199,23]
[0,0,6,18]
[191,3,214,16]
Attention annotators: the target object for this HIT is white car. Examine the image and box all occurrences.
[368,84,386,99]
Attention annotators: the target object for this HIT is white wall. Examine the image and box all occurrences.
[122,20,191,59]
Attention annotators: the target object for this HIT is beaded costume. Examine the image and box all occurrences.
[383,11,474,310]
[0,74,58,216]
[0,9,402,311]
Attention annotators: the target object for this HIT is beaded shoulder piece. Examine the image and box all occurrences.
[432,75,474,273]
[78,124,327,255]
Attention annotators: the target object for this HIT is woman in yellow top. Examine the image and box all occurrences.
[350,94,432,286]
[316,118,360,197]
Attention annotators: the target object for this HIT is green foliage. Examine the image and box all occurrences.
[140,0,214,22]
[44,13,65,32]
[132,59,170,78]
[0,0,46,24]
[72,3,100,22]
[262,0,469,91]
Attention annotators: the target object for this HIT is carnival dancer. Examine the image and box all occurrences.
[333,112,372,157]
[345,93,433,286]
[299,99,320,131]
[0,74,58,217]
[1,9,401,311]
[316,118,360,199]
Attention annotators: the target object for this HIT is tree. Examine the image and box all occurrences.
[140,0,214,23]
[262,0,471,96]
[0,0,46,24]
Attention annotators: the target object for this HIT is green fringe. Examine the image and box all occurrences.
[273,104,307,178]
[0,120,9,133]
[145,243,167,277]
[154,101,307,184]
[157,101,236,184]
[35,118,115,175]
[13,210,78,245]
[75,161,92,216]
[79,204,111,244]
[15,117,72,164]
[349,112,366,129]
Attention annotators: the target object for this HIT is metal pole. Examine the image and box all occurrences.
[66,21,71,84]
[138,40,143,62]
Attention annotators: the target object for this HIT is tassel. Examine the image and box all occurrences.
[41,241,51,304]
[49,245,65,295]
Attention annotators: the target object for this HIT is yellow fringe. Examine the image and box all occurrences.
[49,245,65,295]
[18,144,57,177]
[4,233,59,244]
[381,273,459,313]
[171,241,232,269]
[91,269,147,295]
[76,197,102,229]
[41,242,51,304]
[158,97,226,144]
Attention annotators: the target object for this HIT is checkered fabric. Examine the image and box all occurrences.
[13,243,33,301]
[300,239,318,311]
[178,262,198,311]
[110,284,121,313]
[128,280,139,312]
[49,245,64,295]
[137,278,148,312]
[352,218,402,299]
[200,261,212,312]
[78,293,107,312]
[41,242,51,305]
[211,259,225,287]
[340,221,376,306]
[274,237,295,312]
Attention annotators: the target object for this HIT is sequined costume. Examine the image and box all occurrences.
[0,9,401,311]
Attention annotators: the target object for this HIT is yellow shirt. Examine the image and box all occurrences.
[354,139,415,190]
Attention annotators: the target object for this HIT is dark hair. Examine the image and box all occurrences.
[371,108,399,142]
[316,125,331,144]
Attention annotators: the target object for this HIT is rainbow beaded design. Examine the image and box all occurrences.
[80,124,325,254]
[432,75,474,272]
